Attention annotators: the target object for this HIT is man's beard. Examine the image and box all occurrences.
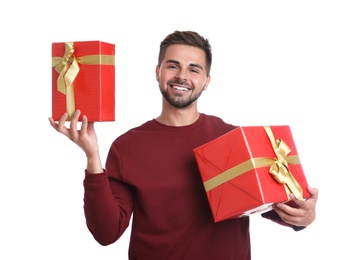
[159,84,204,108]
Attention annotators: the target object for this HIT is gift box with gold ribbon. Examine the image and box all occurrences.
[52,41,115,121]
[193,125,311,223]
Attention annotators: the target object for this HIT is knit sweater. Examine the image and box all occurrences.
[83,113,291,260]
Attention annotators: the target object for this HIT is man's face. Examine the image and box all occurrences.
[156,44,210,108]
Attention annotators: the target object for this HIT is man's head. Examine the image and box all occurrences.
[158,31,212,77]
[156,31,212,109]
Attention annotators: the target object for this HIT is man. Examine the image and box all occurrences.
[49,30,318,259]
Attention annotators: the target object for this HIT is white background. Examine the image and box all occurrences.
[1,0,355,259]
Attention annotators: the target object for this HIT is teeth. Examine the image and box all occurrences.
[174,86,188,91]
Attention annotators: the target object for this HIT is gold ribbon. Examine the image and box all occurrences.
[264,126,303,200]
[52,42,115,119]
[203,126,303,200]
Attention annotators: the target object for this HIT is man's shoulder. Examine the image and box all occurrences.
[201,113,237,129]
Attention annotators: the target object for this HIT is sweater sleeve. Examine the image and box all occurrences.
[83,143,134,245]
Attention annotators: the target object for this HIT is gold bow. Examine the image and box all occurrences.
[52,42,115,119]
[264,126,303,200]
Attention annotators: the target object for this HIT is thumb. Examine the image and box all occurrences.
[307,186,319,199]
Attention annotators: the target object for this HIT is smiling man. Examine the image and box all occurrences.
[157,44,209,110]
[49,30,318,260]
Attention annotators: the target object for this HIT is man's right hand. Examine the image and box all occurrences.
[48,109,104,174]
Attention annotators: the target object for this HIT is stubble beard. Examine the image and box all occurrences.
[159,84,204,108]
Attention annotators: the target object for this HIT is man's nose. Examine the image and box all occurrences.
[175,69,188,81]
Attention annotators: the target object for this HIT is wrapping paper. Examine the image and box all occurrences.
[52,41,115,121]
[194,125,310,222]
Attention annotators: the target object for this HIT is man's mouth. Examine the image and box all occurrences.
[172,85,190,92]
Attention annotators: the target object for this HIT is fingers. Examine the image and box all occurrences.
[81,115,88,135]
[273,194,306,218]
[286,193,304,209]
[69,110,81,140]
[57,113,69,134]
[273,200,308,226]
[48,117,57,129]
[307,186,319,200]
[272,186,318,226]
[285,185,319,209]
[49,110,86,141]
[48,113,69,134]
[273,201,301,216]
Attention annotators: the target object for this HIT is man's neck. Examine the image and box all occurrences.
[156,105,200,127]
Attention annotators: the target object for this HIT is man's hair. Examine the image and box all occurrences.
[158,30,212,76]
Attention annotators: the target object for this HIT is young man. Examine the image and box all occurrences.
[49,30,318,259]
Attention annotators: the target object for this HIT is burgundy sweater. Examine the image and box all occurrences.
[83,114,295,259]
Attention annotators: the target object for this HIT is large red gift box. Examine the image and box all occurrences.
[193,125,311,223]
[52,41,115,121]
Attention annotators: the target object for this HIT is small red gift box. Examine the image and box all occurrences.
[52,41,115,122]
[193,125,311,222]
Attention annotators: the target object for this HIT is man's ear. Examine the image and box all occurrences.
[155,65,160,81]
[203,75,211,90]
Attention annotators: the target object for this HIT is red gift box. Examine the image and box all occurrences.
[52,41,115,122]
[193,125,311,222]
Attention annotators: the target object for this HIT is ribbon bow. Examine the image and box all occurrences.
[52,42,79,119]
[264,126,303,200]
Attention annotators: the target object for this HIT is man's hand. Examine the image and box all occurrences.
[49,110,103,173]
[272,186,319,227]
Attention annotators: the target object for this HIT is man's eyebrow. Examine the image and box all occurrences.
[189,63,204,70]
[165,59,179,65]
[165,59,204,70]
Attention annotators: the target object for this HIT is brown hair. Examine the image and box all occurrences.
[158,31,212,76]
